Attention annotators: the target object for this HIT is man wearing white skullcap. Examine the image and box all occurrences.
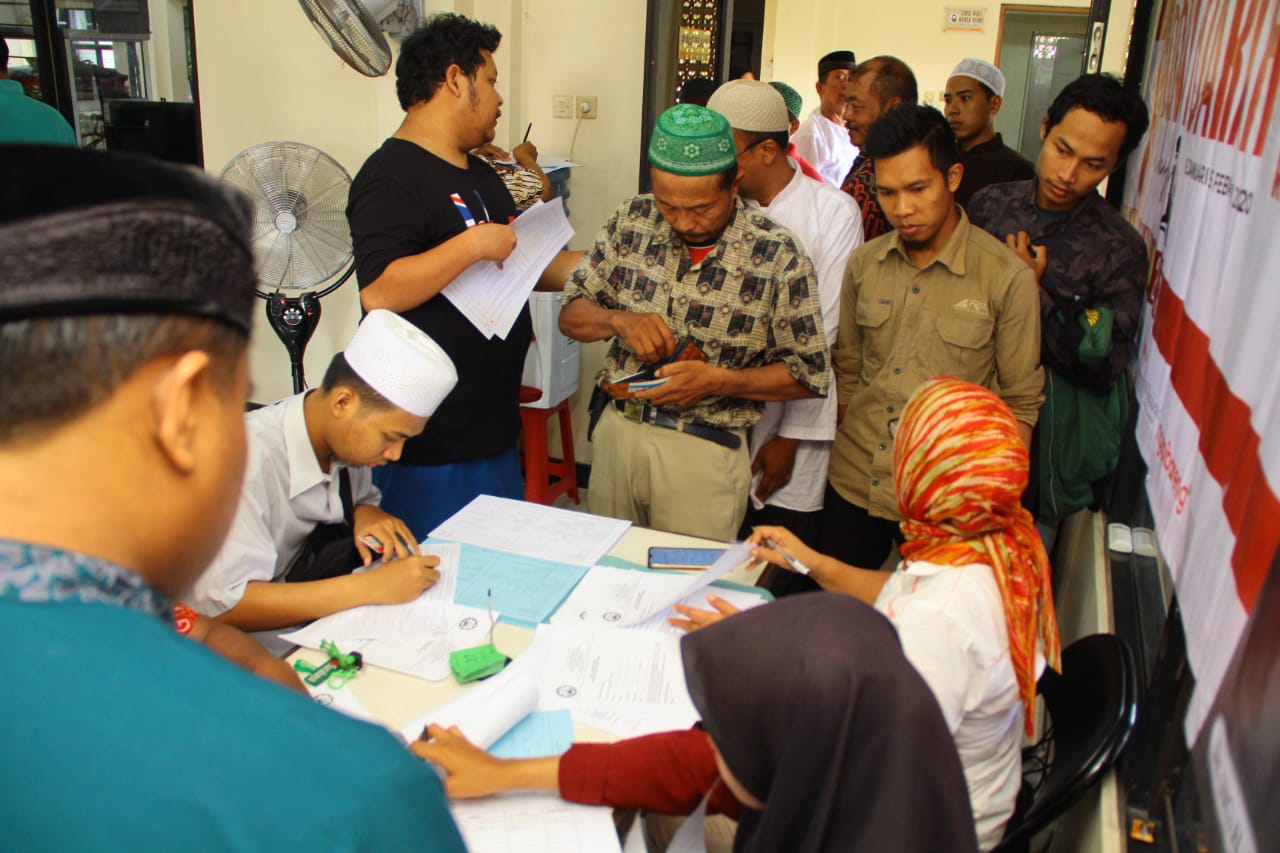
[706,80,861,575]
[944,58,1034,205]
[190,310,459,639]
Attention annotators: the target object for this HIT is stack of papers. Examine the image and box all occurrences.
[429,495,631,566]
[442,198,574,340]
[281,544,492,682]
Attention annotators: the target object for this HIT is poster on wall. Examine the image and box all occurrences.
[1121,0,1280,745]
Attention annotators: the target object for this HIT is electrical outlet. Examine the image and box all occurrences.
[552,95,574,119]
[575,95,598,120]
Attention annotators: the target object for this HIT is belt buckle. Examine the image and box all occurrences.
[623,397,645,422]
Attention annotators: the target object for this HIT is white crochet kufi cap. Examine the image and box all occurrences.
[949,58,1005,98]
[342,309,458,418]
[706,79,790,133]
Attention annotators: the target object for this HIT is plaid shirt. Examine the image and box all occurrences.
[566,195,830,429]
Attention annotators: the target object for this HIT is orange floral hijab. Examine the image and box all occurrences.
[894,377,1061,731]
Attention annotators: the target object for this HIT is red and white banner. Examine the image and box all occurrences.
[1122,0,1280,741]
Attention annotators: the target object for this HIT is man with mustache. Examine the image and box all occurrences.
[967,74,1149,529]
[823,105,1043,571]
[560,104,830,541]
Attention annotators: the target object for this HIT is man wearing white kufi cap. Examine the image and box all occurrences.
[191,310,459,636]
[705,80,860,580]
[943,58,1034,205]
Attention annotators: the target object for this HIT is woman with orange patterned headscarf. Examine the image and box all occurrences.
[705,376,1061,850]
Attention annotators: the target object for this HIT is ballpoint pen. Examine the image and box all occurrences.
[765,537,812,575]
[522,122,532,143]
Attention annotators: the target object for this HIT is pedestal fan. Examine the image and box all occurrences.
[220,141,355,393]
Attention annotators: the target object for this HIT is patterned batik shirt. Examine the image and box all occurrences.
[0,539,173,622]
[842,154,892,243]
[967,179,1148,391]
[565,195,830,430]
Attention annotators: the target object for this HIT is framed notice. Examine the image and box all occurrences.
[944,7,985,31]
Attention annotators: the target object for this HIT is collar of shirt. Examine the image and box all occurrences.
[653,195,748,271]
[283,392,344,500]
[0,539,173,621]
[874,205,974,276]
[1007,178,1106,231]
[968,133,1009,156]
[748,161,803,212]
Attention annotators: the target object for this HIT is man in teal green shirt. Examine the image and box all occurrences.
[0,146,465,851]
[0,38,76,145]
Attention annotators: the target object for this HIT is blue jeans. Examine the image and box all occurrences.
[372,446,524,540]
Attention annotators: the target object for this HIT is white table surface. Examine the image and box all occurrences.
[290,523,764,740]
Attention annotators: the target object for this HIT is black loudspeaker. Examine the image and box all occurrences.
[103,99,199,166]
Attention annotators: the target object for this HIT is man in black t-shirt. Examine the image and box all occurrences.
[943,58,1034,207]
[346,13,573,536]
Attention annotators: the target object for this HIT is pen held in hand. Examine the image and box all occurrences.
[766,537,812,575]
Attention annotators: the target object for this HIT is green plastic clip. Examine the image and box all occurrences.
[449,643,508,683]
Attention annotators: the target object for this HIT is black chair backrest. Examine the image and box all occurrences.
[995,633,1138,850]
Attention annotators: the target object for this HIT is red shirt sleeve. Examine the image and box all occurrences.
[557,728,740,819]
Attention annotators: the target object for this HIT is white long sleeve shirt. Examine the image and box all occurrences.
[747,162,862,511]
[792,109,859,187]
[189,393,379,616]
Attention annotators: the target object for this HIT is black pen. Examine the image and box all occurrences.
[522,122,532,143]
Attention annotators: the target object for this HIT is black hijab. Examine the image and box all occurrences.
[681,592,978,853]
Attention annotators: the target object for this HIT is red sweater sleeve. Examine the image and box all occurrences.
[557,728,740,819]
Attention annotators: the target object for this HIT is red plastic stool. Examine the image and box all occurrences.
[519,387,580,506]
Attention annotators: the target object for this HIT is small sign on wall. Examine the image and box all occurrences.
[944,7,986,31]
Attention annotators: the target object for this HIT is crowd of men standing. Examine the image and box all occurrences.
[617,46,1148,569]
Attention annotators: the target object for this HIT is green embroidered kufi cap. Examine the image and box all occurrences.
[769,81,804,122]
[648,104,737,177]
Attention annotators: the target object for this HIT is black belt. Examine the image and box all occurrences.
[612,399,742,451]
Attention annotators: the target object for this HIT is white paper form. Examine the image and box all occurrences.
[430,495,631,567]
[626,543,752,630]
[450,794,621,853]
[281,543,460,643]
[529,624,699,727]
[549,561,768,632]
[442,198,574,340]
[398,662,540,747]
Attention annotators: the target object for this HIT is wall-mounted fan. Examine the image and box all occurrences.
[298,0,423,77]
[220,141,355,394]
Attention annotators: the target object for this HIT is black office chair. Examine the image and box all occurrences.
[994,633,1139,852]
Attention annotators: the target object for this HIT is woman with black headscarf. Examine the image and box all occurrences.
[415,593,977,852]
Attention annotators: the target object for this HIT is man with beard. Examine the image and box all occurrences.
[823,105,1043,569]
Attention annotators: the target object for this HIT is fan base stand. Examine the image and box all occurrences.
[266,293,322,395]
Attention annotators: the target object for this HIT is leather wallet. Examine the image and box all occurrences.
[602,338,707,400]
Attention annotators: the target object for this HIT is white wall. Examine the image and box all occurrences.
[761,0,1136,114]
[194,0,644,406]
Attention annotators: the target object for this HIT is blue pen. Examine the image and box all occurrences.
[766,537,812,575]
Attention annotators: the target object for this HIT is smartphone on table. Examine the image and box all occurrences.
[646,547,727,570]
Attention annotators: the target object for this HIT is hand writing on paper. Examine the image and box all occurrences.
[470,222,517,268]
[364,555,441,605]
[351,504,419,565]
[751,436,800,501]
[667,594,742,633]
[610,311,677,363]
[1005,231,1047,283]
[638,360,727,407]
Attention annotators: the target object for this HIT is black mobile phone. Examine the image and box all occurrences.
[647,547,727,570]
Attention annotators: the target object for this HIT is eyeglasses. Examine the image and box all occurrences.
[735,137,768,158]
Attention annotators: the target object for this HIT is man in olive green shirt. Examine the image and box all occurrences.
[822,105,1043,570]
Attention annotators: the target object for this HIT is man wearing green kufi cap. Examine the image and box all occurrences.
[560,104,831,541]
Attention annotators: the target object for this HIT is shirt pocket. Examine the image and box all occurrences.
[853,294,893,375]
[934,311,996,380]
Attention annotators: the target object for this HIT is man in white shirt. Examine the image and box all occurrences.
[707,80,862,569]
[791,50,859,186]
[190,309,459,634]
